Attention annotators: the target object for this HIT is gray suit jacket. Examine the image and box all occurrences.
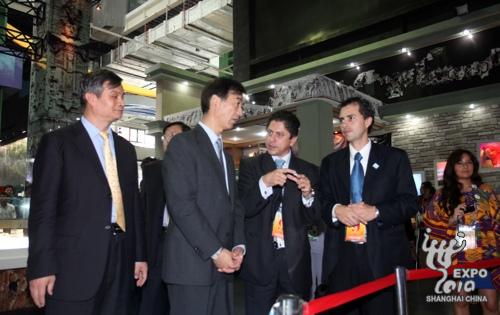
[162,125,245,285]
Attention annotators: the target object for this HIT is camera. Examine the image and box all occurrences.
[464,205,476,213]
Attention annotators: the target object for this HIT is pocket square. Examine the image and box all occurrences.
[372,163,380,169]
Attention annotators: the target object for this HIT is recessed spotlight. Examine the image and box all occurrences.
[257,131,267,137]
[96,3,102,11]
[348,62,356,67]
[401,47,408,53]
[356,66,360,70]
[232,136,240,141]
[407,51,412,56]
[269,84,276,89]
[251,101,256,105]
[469,104,475,109]
[243,94,250,101]
[182,81,189,86]
[462,29,473,39]
[235,127,242,132]
[405,114,412,119]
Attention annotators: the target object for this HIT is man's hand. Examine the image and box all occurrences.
[231,247,244,271]
[287,173,313,198]
[262,168,297,187]
[335,204,363,226]
[29,275,56,308]
[349,202,378,224]
[134,262,148,287]
[213,248,238,273]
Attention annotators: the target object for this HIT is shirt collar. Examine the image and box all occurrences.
[198,121,221,144]
[81,116,112,139]
[272,150,292,166]
[349,140,371,161]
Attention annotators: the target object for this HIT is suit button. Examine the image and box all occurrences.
[105,225,111,230]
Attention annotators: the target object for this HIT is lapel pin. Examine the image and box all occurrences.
[372,163,380,169]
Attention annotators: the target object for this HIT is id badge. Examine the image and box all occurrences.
[457,224,477,250]
[272,211,284,239]
[345,223,367,243]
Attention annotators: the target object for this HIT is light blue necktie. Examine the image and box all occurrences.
[351,152,364,203]
[275,159,286,169]
[215,137,224,167]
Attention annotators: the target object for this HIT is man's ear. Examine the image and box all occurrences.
[208,94,221,113]
[290,136,298,148]
[84,92,97,107]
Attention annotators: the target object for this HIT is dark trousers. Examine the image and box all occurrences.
[139,235,169,315]
[244,249,303,315]
[327,242,395,315]
[45,232,132,315]
[167,277,234,315]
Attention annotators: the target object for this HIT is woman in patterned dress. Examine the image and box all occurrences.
[423,149,499,315]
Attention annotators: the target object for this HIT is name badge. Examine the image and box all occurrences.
[272,210,284,240]
[457,224,477,250]
[345,223,367,243]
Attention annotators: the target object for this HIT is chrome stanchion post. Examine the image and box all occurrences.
[395,266,409,315]
[269,294,304,315]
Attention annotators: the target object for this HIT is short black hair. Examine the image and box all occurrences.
[80,69,122,108]
[163,121,191,134]
[200,78,246,113]
[266,110,300,138]
[339,97,375,132]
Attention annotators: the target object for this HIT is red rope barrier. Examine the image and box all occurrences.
[303,258,500,315]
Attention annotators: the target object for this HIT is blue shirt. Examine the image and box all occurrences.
[80,116,118,223]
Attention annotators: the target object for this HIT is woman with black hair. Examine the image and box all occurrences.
[424,149,499,315]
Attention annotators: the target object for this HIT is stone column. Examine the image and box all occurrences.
[295,100,334,166]
[28,0,91,158]
[145,63,211,158]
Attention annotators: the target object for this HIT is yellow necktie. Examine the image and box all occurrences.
[100,131,126,231]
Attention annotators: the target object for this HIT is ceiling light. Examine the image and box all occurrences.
[256,131,267,137]
[251,101,256,105]
[469,103,475,109]
[269,84,276,89]
[232,136,240,141]
[96,2,102,11]
[401,47,408,53]
[405,114,412,119]
[462,29,473,39]
[235,127,242,132]
[356,66,360,70]
[407,51,412,56]
[348,62,356,67]
[182,81,189,86]
[243,94,250,101]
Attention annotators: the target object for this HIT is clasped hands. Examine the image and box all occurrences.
[262,168,314,198]
[335,202,378,226]
[213,247,244,274]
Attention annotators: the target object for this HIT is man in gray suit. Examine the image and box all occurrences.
[162,78,246,315]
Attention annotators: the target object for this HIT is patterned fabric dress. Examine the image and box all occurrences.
[422,183,500,289]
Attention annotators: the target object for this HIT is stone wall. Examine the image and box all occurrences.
[385,103,500,190]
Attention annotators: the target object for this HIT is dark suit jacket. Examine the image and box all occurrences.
[27,122,145,301]
[238,153,321,296]
[162,125,245,285]
[319,143,418,281]
[141,160,165,267]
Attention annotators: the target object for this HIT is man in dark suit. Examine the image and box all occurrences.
[27,70,147,315]
[238,110,321,315]
[319,97,418,315]
[162,78,246,315]
[139,121,190,315]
